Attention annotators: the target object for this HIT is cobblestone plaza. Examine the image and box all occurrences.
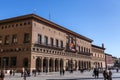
[3,70,120,80]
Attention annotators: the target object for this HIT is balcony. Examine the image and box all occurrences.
[65,49,76,53]
[77,51,91,56]
[33,43,64,51]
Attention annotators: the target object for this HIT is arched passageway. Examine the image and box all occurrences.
[55,59,59,71]
[36,57,42,71]
[49,58,53,72]
[60,59,64,70]
[43,58,48,72]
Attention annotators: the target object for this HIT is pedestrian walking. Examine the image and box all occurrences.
[93,68,99,79]
[96,68,99,79]
[80,69,84,73]
[62,69,65,75]
[23,70,27,80]
[108,69,112,80]
[116,68,119,72]
[0,70,5,80]
[9,70,12,76]
[103,69,108,80]
[21,70,24,77]
[60,69,62,76]
[13,70,15,76]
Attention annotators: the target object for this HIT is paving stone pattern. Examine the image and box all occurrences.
[4,70,120,80]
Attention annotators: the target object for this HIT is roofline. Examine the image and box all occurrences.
[105,53,112,56]
[0,14,93,42]
[92,44,105,50]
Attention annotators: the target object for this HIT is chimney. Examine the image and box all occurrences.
[102,43,104,48]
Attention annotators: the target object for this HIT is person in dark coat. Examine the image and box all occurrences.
[96,68,99,79]
[103,69,108,80]
[62,69,65,75]
[0,70,5,80]
[93,68,99,79]
[108,69,112,80]
[9,70,12,76]
[60,69,62,75]
[23,70,27,80]
[116,68,119,72]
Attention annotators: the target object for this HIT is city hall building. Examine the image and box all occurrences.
[0,14,105,72]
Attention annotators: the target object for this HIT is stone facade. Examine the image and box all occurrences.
[0,14,105,72]
[91,44,106,69]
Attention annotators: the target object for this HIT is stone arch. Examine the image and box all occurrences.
[55,58,59,71]
[43,58,48,72]
[68,59,73,71]
[98,62,100,68]
[36,57,42,71]
[84,61,86,69]
[89,61,91,69]
[81,61,84,69]
[49,58,53,72]
[60,59,64,70]
[86,61,89,69]
[78,61,80,70]
[74,60,77,70]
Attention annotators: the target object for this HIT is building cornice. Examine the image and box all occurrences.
[92,44,105,50]
[0,14,93,42]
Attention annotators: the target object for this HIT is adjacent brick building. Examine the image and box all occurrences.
[91,44,105,68]
[105,53,114,68]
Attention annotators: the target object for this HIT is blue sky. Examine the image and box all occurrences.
[0,0,120,57]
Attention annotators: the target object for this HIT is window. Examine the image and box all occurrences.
[4,35,9,45]
[10,57,17,67]
[56,39,59,47]
[20,23,22,26]
[50,38,53,46]
[78,46,80,52]
[11,25,14,28]
[8,25,11,28]
[38,34,42,44]
[0,36,2,45]
[16,24,18,27]
[23,58,28,67]
[2,57,9,68]
[24,22,27,25]
[84,47,86,52]
[88,49,90,53]
[81,47,83,52]
[28,22,31,25]
[60,40,63,48]
[24,33,30,43]
[1,26,4,29]
[12,34,17,44]
[44,36,48,45]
